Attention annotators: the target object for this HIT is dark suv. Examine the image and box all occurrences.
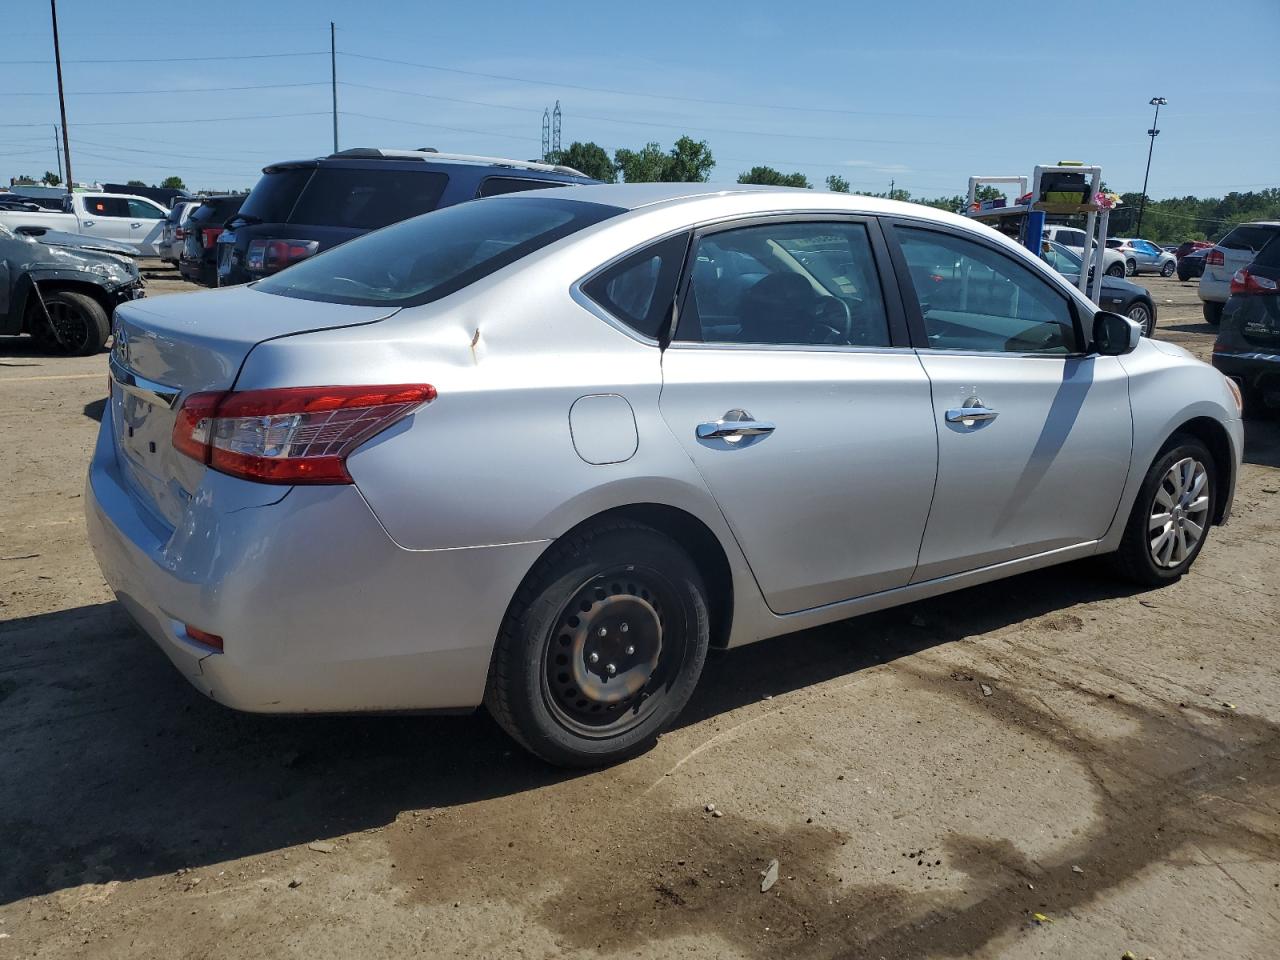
[179,195,245,287]
[1212,234,1280,416]
[216,149,596,286]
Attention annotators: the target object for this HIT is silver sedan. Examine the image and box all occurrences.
[87,184,1244,766]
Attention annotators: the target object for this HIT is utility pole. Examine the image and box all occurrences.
[50,0,73,196]
[1136,96,1166,238]
[889,178,895,198]
[330,22,338,153]
[53,124,62,185]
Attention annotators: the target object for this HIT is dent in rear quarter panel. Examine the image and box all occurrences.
[1098,341,1242,552]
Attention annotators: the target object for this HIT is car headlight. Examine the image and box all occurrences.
[1224,375,1243,416]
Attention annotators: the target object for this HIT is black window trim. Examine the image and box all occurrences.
[667,212,912,353]
[881,215,1090,358]
[571,227,696,347]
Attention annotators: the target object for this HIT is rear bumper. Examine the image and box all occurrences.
[1199,271,1230,304]
[85,404,547,714]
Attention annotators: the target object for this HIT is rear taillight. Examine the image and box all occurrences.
[202,227,222,247]
[175,227,186,240]
[1206,249,1225,267]
[1230,268,1279,296]
[171,384,435,484]
[246,238,319,274]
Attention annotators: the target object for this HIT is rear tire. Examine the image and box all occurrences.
[1110,435,1216,586]
[27,289,110,355]
[1161,261,1176,277]
[1125,258,1137,276]
[485,521,710,767]
[1106,263,1126,278]
[1202,301,1223,326]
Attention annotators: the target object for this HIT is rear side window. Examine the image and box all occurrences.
[477,177,562,198]
[256,196,623,307]
[289,168,448,229]
[582,233,690,340]
[237,167,313,223]
[86,196,129,218]
[1219,224,1280,252]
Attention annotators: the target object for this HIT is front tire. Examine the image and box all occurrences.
[1161,261,1176,277]
[485,521,710,767]
[1106,263,1126,278]
[1110,435,1215,586]
[27,289,110,355]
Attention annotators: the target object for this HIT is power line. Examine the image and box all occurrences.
[0,81,329,97]
[0,51,327,65]
[0,111,330,128]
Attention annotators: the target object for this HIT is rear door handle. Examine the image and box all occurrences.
[130,222,142,228]
[945,405,998,424]
[696,408,776,440]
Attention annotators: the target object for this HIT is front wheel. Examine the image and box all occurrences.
[485,522,710,767]
[1161,261,1176,277]
[1106,263,1126,278]
[1110,435,1215,586]
[27,289,111,355]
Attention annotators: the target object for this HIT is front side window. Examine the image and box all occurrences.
[128,199,164,219]
[582,233,689,340]
[675,220,891,347]
[897,226,1078,355]
[256,196,622,307]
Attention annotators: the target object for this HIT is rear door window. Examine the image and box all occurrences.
[237,167,313,223]
[289,168,448,229]
[85,196,129,218]
[477,177,561,198]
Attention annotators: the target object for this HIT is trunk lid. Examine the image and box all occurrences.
[108,285,399,528]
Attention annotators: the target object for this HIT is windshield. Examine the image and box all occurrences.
[255,196,624,307]
[1041,240,1082,274]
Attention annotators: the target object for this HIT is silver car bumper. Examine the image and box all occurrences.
[85,404,546,714]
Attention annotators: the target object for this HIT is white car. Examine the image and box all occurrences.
[1107,238,1177,277]
[0,192,169,256]
[1198,221,1280,324]
[1042,225,1127,277]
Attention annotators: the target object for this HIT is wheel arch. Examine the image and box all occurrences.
[1164,415,1235,525]
[17,274,116,333]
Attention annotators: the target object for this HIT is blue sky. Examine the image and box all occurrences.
[2,0,1277,198]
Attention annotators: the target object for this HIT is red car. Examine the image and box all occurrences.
[1175,240,1213,261]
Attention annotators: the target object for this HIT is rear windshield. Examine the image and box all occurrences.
[289,167,448,229]
[236,167,313,223]
[255,196,623,307]
[1219,224,1280,252]
[1253,235,1280,269]
[190,198,244,223]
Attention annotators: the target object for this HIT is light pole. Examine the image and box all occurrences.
[1135,96,1166,237]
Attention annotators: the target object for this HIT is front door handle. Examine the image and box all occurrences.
[696,408,776,440]
[82,220,95,227]
[945,405,999,424]
[130,222,142,228]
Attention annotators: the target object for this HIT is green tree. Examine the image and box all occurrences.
[11,174,36,185]
[825,174,850,193]
[738,166,810,188]
[665,135,714,182]
[548,141,616,182]
[160,175,186,190]
[41,170,62,186]
[126,179,146,187]
[614,142,670,183]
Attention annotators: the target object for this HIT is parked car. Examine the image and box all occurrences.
[88,185,1242,767]
[1212,233,1280,415]
[0,221,143,354]
[1199,221,1280,324]
[161,200,202,265]
[1174,240,1212,262]
[1042,225,1127,276]
[0,191,169,256]
[1039,239,1158,335]
[1107,238,1177,277]
[216,148,597,286]
[1178,246,1210,282]
[178,195,244,287]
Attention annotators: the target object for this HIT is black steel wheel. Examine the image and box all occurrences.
[486,521,710,767]
[27,290,110,355]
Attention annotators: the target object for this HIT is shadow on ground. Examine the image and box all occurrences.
[0,560,1152,909]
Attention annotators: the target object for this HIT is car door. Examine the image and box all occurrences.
[656,216,938,614]
[127,199,167,256]
[80,195,134,245]
[885,221,1131,582]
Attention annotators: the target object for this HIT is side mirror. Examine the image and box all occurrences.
[1091,310,1142,356]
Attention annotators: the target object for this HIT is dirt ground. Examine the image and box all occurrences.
[1,267,1277,959]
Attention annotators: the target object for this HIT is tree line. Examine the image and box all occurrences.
[547,138,1279,245]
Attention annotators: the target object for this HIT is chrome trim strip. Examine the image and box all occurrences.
[108,355,181,409]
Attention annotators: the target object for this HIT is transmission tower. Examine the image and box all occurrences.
[541,108,551,161]
[552,100,562,154]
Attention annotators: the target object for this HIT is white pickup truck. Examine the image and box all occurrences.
[0,192,169,256]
